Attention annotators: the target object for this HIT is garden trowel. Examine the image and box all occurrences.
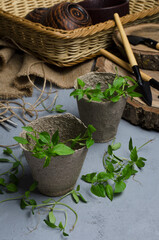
[114,13,152,106]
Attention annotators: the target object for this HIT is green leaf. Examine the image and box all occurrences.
[0,158,10,162]
[129,137,133,151]
[70,89,84,100]
[39,132,50,144]
[97,172,113,181]
[81,172,97,183]
[111,142,121,151]
[91,184,106,197]
[52,143,74,156]
[22,126,34,132]
[76,185,80,191]
[49,211,56,224]
[25,190,30,198]
[43,156,51,168]
[72,190,79,203]
[29,181,38,191]
[12,161,20,169]
[26,133,37,142]
[63,232,69,236]
[58,221,64,230]
[44,219,57,229]
[105,184,113,201]
[87,124,96,136]
[105,160,115,173]
[3,147,12,155]
[96,83,101,90]
[128,92,142,98]
[113,76,125,88]
[114,181,126,193]
[51,130,59,146]
[86,138,94,148]
[6,183,17,192]
[110,95,121,102]
[107,145,113,155]
[0,178,6,186]
[20,199,28,209]
[130,147,138,162]
[138,157,147,161]
[77,78,85,88]
[28,199,37,206]
[13,136,29,145]
[78,192,87,203]
[9,174,19,185]
[136,159,145,168]
[55,105,66,113]
[122,164,133,180]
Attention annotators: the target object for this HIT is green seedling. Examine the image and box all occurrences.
[70,75,142,102]
[82,138,153,201]
[0,182,87,237]
[0,147,24,194]
[14,125,96,168]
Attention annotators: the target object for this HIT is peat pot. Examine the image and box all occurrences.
[20,113,88,197]
[74,72,127,143]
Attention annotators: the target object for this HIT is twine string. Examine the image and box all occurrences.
[0,60,59,125]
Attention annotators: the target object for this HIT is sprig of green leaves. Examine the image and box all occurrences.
[14,125,95,168]
[0,146,87,237]
[82,138,152,201]
[0,182,86,237]
[0,147,24,194]
[70,76,142,103]
[42,103,66,113]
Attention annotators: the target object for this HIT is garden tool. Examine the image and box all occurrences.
[127,35,159,50]
[99,49,159,91]
[113,13,152,106]
[0,115,17,131]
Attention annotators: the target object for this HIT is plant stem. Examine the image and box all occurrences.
[57,190,73,202]
[0,167,13,176]
[0,195,24,204]
[56,202,78,231]
[54,208,68,229]
[35,200,78,231]
[137,139,154,151]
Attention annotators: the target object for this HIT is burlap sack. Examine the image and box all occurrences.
[0,39,94,99]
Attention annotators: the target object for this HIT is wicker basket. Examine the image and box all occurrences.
[0,0,159,67]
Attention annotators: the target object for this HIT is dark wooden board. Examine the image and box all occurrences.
[113,23,159,70]
[95,56,159,131]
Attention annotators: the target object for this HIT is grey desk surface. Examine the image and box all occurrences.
[0,85,159,240]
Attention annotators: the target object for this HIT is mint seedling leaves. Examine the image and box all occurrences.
[0,147,24,194]
[14,126,95,168]
[13,137,29,145]
[91,184,106,198]
[51,130,59,146]
[70,75,142,103]
[52,144,74,156]
[82,138,151,201]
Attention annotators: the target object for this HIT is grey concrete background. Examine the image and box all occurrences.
[0,84,159,240]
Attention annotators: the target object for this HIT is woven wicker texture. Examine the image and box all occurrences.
[0,0,159,67]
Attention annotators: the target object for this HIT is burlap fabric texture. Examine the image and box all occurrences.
[0,39,93,99]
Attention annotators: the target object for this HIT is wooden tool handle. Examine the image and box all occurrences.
[156,43,159,50]
[114,13,137,67]
[99,49,151,82]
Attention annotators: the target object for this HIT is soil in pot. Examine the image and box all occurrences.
[20,113,88,197]
[74,72,127,142]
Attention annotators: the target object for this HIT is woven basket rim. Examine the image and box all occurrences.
[0,5,159,39]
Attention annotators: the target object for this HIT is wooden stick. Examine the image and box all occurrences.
[99,49,151,82]
[114,13,137,67]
